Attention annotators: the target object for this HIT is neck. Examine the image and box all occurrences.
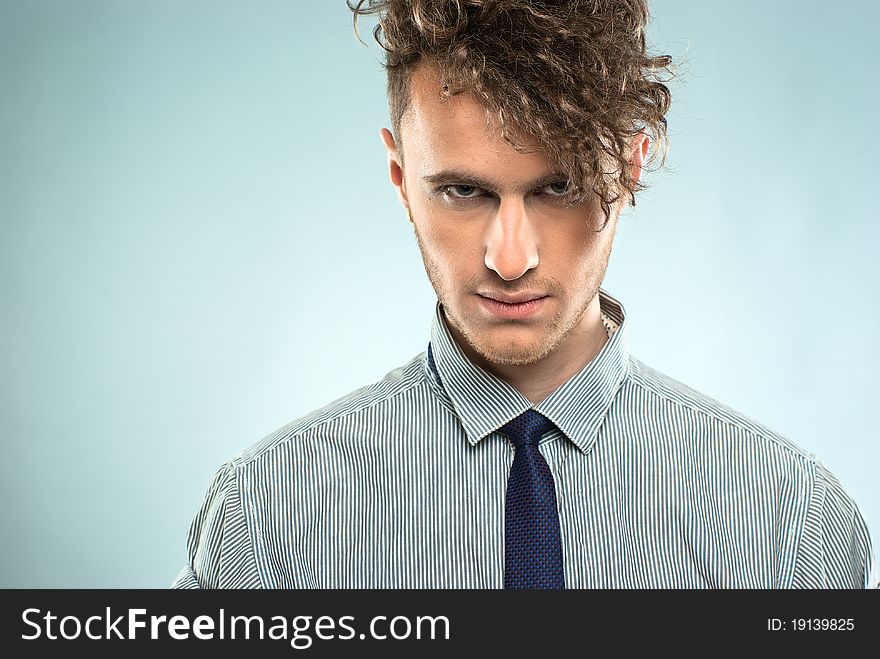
[458,294,609,405]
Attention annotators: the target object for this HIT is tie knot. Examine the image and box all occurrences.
[499,410,556,448]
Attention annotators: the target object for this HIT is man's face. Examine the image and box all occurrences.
[381,62,643,368]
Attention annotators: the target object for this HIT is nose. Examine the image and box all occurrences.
[484,197,539,281]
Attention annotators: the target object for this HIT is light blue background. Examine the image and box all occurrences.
[1,0,876,587]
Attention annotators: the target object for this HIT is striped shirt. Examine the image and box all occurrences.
[172,288,875,588]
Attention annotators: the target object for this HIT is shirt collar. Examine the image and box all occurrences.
[424,287,631,454]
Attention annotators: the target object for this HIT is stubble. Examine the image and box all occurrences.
[410,220,612,367]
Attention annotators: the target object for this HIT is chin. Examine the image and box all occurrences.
[480,350,545,367]
[468,331,556,367]
[443,300,563,366]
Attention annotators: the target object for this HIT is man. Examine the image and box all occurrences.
[172,0,874,589]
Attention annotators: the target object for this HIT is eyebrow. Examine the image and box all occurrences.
[422,169,568,195]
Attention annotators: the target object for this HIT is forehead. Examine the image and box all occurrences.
[399,61,552,181]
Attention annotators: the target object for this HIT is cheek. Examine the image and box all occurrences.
[541,223,613,284]
[545,224,600,262]
[418,217,484,271]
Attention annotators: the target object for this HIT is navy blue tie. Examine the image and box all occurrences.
[500,410,566,589]
[426,344,565,588]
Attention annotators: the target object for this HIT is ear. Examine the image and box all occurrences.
[629,132,650,186]
[380,128,410,214]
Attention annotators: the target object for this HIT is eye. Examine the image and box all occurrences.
[444,184,483,199]
[542,181,570,197]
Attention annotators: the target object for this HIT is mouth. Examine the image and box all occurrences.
[476,293,548,319]
[479,291,546,305]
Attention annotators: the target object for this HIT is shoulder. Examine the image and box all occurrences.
[623,355,816,466]
[230,352,428,469]
[623,357,874,587]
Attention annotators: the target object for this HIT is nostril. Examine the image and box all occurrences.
[485,251,538,281]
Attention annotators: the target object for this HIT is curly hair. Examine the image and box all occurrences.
[348,0,673,228]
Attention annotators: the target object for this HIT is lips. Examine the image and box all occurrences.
[479,292,547,304]
[476,293,548,319]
